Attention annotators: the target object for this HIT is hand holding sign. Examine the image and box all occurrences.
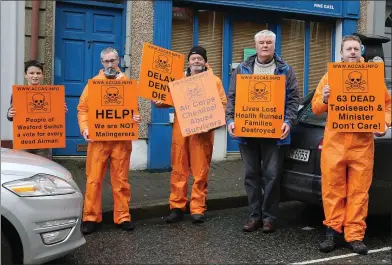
[227,122,235,137]
[374,124,388,137]
[280,123,290,140]
[83,128,93,142]
[322,85,330,104]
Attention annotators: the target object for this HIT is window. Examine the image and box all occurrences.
[300,103,327,127]
[281,19,305,97]
[198,11,224,80]
[308,22,333,93]
[386,13,392,28]
[232,21,268,64]
[171,7,194,71]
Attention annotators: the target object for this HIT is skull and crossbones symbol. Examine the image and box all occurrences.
[155,55,171,72]
[185,83,204,101]
[250,82,269,100]
[103,87,122,104]
[345,71,367,91]
[29,93,48,111]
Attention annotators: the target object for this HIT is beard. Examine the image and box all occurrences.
[190,65,203,72]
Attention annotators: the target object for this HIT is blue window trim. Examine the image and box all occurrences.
[304,21,310,97]
[268,23,281,56]
[222,16,232,94]
[193,10,199,45]
[331,24,336,62]
[57,0,124,9]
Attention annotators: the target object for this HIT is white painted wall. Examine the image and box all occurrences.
[212,126,227,161]
[335,19,343,62]
[1,1,25,141]
[130,139,147,170]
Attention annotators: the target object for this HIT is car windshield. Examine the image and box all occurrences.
[299,103,327,127]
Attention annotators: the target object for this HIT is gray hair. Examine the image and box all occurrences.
[254,30,276,42]
[100,47,119,59]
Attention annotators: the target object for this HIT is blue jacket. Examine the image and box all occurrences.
[225,53,300,145]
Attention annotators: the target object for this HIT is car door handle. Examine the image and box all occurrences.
[87,41,92,49]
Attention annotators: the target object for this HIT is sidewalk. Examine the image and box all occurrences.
[54,158,247,222]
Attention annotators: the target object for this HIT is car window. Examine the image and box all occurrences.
[299,103,327,127]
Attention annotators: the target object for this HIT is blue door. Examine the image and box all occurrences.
[53,2,123,156]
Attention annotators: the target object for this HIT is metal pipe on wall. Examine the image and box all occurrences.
[30,0,40,60]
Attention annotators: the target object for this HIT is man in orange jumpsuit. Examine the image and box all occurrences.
[154,46,227,224]
[78,47,141,234]
[312,35,391,254]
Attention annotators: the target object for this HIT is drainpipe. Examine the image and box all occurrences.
[30,0,40,60]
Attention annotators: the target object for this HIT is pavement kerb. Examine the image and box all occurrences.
[101,192,248,224]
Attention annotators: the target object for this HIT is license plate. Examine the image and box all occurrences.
[287,148,310,162]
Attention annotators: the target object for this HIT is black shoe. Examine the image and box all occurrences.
[319,227,342,253]
[81,221,98,235]
[117,221,136,231]
[192,214,205,224]
[165,208,184,224]
[348,240,368,255]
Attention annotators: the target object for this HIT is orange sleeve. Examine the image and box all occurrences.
[77,84,89,135]
[216,76,227,110]
[312,72,329,115]
[384,86,391,127]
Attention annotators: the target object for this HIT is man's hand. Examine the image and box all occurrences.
[280,122,290,140]
[374,124,388,137]
[133,114,141,124]
[322,85,330,104]
[227,122,235,137]
[82,129,93,142]
[64,103,68,114]
[7,107,16,118]
[153,100,170,108]
[116,73,124,79]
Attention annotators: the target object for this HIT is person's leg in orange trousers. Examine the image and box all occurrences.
[109,141,132,224]
[189,132,214,217]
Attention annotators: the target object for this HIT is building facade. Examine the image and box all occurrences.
[1,0,373,170]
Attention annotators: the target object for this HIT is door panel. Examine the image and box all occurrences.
[53,2,123,156]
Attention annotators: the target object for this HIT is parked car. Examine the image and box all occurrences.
[281,89,392,215]
[1,148,86,264]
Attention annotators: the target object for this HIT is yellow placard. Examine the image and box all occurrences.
[12,85,66,150]
[168,70,226,137]
[328,62,385,132]
[138,42,185,106]
[234,75,286,138]
[88,79,138,141]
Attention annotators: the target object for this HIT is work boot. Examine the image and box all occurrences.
[319,227,342,253]
[262,221,276,233]
[191,214,205,224]
[348,240,368,255]
[242,219,261,232]
[165,208,184,224]
[81,221,98,235]
[118,221,136,231]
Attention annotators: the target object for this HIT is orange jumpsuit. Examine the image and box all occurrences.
[77,70,136,224]
[159,69,227,215]
[312,72,391,242]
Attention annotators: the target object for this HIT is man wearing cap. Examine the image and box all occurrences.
[154,46,227,224]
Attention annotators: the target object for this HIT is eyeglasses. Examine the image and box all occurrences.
[102,59,117,64]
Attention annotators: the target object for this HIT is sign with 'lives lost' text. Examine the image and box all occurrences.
[168,70,226,137]
[138,43,185,106]
[328,62,385,132]
[88,79,138,141]
[234,75,286,138]
[12,85,66,150]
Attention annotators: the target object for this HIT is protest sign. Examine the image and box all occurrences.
[234,75,285,138]
[168,70,226,137]
[12,85,66,149]
[328,62,385,132]
[88,79,138,141]
[138,42,185,106]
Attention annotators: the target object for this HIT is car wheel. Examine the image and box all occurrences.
[1,232,13,265]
